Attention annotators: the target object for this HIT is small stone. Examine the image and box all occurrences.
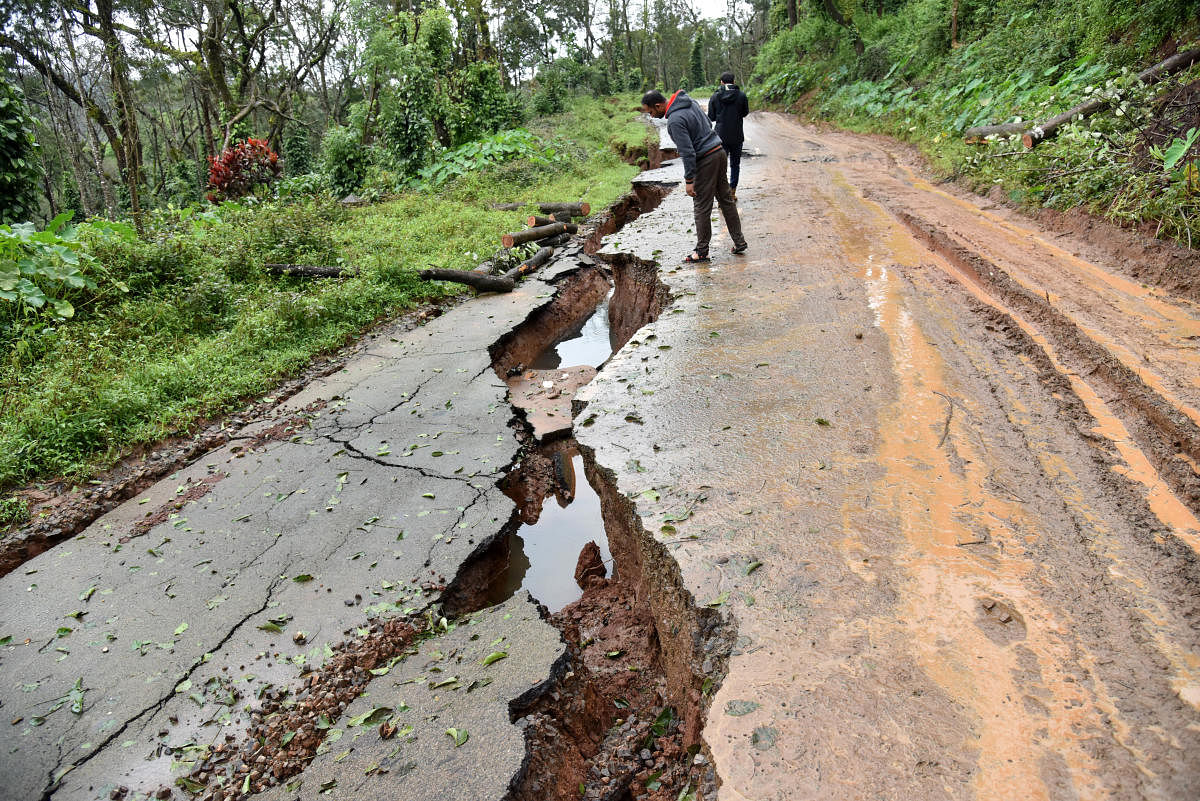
[693,753,707,765]
[639,749,652,761]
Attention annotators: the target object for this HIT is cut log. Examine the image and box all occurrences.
[527,215,580,232]
[490,202,526,211]
[266,263,356,278]
[527,214,579,229]
[538,201,589,217]
[520,246,555,272]
[419,267,517,293]
[537,233,571,248]
[502,222,566,249]
[1022,48,1200,149]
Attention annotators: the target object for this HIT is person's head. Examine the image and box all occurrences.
[641,89,668,118]
[720,72,736,85]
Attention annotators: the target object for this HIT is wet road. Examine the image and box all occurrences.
[580,113,1200,800]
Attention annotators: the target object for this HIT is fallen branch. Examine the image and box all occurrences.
[502,222,565,248]
[266,263,356,278]
[1022,48,1200,149]
[963,122,1025,141]
[962,49,1200,147]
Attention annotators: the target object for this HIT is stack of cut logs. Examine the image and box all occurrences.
[419,201,590,293]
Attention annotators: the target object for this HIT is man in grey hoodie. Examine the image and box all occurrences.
[642,88,747,263]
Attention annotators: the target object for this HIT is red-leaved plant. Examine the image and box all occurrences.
[206,138,282,202]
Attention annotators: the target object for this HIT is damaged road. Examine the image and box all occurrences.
[580,112,1200,800]
[3,107,1200,801]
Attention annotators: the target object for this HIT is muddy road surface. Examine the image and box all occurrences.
[580,112,1200,800]
[2,110,1199,801]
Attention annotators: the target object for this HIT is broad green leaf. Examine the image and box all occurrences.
[481,651,507,666]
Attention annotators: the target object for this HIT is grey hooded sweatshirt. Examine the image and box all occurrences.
[664,91,723,182]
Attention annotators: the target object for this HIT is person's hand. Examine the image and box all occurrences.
[685,182,695,197]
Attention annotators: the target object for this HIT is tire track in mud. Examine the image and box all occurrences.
[884,206,1200,534]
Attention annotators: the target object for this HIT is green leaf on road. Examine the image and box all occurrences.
[292,574,314,583]
[257,621,283,633]
[79,586,97,602]
[174,622,189,636]
[446,727,469,747]
[706,591,730,607]
[347,706,393,727]
[69,678,84,714]
[745,561,763,575]
[482,651,507,666]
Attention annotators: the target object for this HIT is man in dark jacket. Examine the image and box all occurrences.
[708,72,749,198]
[642,88,747,263]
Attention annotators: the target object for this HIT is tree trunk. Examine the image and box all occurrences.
[950,0,959,47]
[421,246,557,292]
[1023,48,1200,149]
[420,268,519,292]
[97,0,146,234]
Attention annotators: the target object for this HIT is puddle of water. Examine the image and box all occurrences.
[530,291,617,370]
[485,449,613,612]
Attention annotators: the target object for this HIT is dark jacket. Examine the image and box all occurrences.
[708,83,749,146]
[664,91,723,182]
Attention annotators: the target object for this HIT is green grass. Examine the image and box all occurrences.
[0,94,648,491]
[751,1,1200,245]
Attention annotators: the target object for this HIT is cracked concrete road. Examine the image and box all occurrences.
[579,113,1200,800]
[0,255,589,801]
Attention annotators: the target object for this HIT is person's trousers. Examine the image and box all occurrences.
[692,147,745,258]
[723,142,743,189]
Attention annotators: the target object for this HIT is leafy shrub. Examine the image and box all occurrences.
[415,129,563,187]
[283,126,313,177]
[532,68,570,115]
[276,172,330,199]
[218,199,347,274]
[0,77,41,224]
[0,495,27,528]
[374,45,437,177]
[0,213,131,323]
[443,63,526,147]
[320,125,370,196]
[207,138,282,202]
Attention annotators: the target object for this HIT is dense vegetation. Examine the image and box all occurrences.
[0,92,647,493]
[753,0,1200,241]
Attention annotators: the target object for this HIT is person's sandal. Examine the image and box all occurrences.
[731,243,748,255]
[683,252,710,263]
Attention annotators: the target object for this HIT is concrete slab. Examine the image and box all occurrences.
[0,256,585,801]
[256,592,563,801]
